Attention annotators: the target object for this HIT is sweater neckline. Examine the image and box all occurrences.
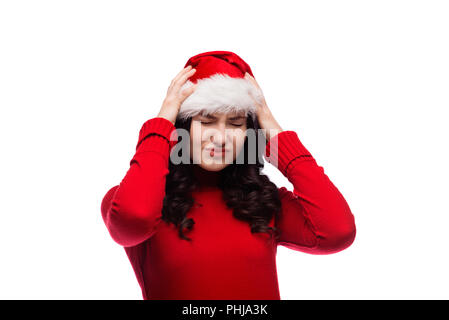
[192,165,222,190]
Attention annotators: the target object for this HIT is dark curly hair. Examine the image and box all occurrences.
[161,114,282,242]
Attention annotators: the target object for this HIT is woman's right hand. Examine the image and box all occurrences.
[157,65,198,125]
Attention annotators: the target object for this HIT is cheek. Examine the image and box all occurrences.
[189,127,205,158]
[190,134,199,155]
[233,129,247,153]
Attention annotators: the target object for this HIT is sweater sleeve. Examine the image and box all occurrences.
[265,131,356,254]
[101,117,178,247]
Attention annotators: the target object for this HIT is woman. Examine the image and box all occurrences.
[101,51,356,300]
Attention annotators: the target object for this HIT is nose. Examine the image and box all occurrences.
[209,124,229,147]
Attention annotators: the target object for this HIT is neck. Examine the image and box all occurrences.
[192,165,222,190]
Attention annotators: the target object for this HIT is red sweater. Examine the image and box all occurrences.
[101,117,356,300]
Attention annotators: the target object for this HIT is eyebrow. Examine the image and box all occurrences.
[228,115,246,120]
[200,114,217,119]
[200,114,246,120]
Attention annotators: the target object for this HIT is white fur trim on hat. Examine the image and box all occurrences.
[177,73,263,121]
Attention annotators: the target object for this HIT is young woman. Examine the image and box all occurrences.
[101,51,356,300]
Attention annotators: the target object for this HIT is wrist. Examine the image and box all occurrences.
[265,128,283,142]
[260,119,283,141]
[157,109,176,125]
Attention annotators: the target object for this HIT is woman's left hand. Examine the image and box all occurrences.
[245,72,283,142]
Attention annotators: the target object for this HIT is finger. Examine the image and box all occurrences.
[167,66,193,93]
[245,72,260,89]
[180,84,198,101]
[174,68,196,89]
[171,65,193,85]
[245,72,254,80]
[247,90,257,103]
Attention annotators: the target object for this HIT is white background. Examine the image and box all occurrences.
[1,1,448,299]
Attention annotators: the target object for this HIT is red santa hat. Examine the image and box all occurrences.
[177,50,263,121]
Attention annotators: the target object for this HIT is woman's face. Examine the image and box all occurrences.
[190,110,248,171]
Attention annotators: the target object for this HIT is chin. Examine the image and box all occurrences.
[197,161,230,172]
